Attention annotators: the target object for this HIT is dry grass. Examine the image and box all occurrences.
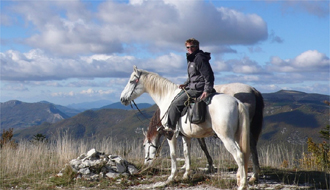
[0,134,328,189]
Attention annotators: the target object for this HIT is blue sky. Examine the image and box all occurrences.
[1,0,329,105]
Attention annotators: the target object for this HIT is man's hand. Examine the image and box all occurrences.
[179,84,186,89]
[200,92,209,100]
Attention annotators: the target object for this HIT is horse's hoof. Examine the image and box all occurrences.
[249,176,258,184]
[166,176,175,184]
[183,173,190,180]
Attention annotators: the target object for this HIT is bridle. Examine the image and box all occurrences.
[127,71,150,119]
[128,71,141,99]
[144,137,166,162]
[144,141,159,161]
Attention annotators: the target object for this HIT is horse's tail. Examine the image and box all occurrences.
[237,100,250,175]
[250,88,264,142]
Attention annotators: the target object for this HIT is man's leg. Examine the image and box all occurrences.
[167,92,189,130]
[163,89,202,140]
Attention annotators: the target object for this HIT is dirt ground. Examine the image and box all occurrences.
[128,170,317,190]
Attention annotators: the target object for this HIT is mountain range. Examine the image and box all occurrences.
[1,90,329,145]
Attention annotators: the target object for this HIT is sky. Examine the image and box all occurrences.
[1,0,329,106]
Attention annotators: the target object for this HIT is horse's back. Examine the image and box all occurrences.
[214,83,256,120]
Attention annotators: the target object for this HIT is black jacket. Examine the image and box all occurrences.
[183,50,214,93]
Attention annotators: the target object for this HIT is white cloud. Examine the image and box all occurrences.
[0,49,137,81]
[226,57,265,74]
[268,50,330,72]
[80,88,113,95]
[5,1,267,56]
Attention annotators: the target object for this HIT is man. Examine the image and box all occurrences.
[161,38,215,140]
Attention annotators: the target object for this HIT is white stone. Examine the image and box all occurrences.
[79,168,90,175]
[127,164,139,175]
[86,148,97,158]
[106,171,120,179]
[69,159,81,169]
[90,159,103,167]
[80,160,92,168]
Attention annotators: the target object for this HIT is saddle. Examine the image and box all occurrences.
[182,93,217,124]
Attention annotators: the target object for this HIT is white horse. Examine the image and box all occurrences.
[143,82,264,182]
[120,66,250,189]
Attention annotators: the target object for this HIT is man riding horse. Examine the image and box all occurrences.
[160,38,215,140]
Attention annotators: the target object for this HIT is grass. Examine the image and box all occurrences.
[1,134,329,189]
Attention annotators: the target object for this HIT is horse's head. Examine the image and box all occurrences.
[142,116,162,165]
[143,136,159,166]
[120,66,145,106]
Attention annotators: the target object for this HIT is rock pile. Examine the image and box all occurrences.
[57,148,139,181]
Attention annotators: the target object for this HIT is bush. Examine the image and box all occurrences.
[0,128,17,149]
[301,125,330,171]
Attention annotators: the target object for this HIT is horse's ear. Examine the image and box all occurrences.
[142,128,147,137]
[133,65,138,72]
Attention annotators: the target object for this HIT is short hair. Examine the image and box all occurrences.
[185,38,199,47]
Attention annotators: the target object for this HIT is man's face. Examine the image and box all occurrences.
[186,43,197,54]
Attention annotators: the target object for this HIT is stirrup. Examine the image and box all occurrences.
[165,130,174,140]
[156,126,164,132]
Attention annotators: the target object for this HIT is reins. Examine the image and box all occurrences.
[127,71,193,174]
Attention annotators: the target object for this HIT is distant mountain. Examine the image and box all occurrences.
[1,100,70,130]
[261,90,329,144]
[99,102,153,110]
[14,104,158,140]
[66,100,112,111]
[39,101,81,117]
[10,90,330,145]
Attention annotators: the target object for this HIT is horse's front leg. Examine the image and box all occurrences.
[166,137,177,183]
[182,136,191,180]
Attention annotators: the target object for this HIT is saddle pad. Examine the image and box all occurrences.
[181,92,217,117]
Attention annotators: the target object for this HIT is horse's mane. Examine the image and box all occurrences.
[139,69,177,98]
[147,108,162,141]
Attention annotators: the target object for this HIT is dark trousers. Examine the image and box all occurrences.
[167,89,203,129]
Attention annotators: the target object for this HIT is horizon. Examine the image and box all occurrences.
[1,1,329,105]
[1,88,329,107]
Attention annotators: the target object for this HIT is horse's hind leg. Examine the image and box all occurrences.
[249,136,260,183]
[197,138,215,173]
[182,136,192,180]
[218,136,247,190]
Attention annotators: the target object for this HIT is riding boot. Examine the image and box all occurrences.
[157,125,174,140]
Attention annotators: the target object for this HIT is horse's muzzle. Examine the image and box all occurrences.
[120,98,130,106]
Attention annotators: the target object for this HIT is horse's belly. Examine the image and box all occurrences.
[180,123,214,138]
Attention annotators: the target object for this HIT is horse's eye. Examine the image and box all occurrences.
[130,80,135,84]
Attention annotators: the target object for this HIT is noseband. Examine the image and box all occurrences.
[129,72,141,98]
[144,141,159,161]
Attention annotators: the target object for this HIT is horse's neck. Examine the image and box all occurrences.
[142,76,178,108]
[147,126,162,144]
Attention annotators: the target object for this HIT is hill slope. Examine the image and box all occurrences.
[12,90,330,145]
[1,100,70,130]
[14,104,158,140]
[262,90,329,144]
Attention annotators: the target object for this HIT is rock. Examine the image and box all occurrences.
[86,148,97,158]
[79,168,90,175]
[128,164,139,175]
[56,148,140,181]
[69,159,81,169]
[106,171,120,179]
